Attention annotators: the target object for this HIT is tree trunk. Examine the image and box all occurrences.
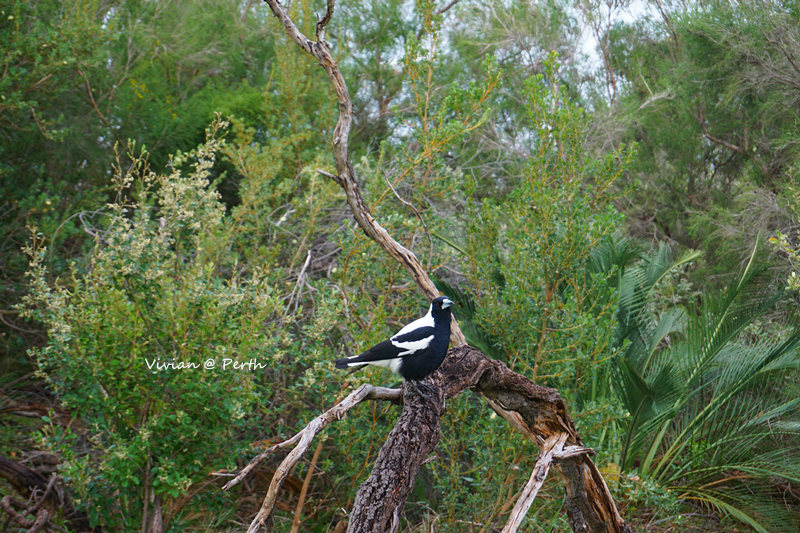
[346,382,444,532]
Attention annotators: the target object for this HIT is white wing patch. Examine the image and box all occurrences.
[391,335,433,356]
[339,303,436,377]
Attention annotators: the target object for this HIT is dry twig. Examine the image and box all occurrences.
[222,384,401,532]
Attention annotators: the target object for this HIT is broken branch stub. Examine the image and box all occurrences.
[439,345,634,533]
[502,433,568,533]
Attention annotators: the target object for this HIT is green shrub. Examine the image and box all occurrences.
[20,119,291,530]
[464,53,634,392]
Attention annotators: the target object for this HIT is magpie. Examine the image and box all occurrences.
[334,296,454,383]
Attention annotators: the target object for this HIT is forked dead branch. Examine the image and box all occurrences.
[224,1,635,532]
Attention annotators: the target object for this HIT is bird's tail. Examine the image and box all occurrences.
[333,357,366,374]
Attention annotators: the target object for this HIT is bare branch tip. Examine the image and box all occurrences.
[315,0,335,42]
[316,168,343,185]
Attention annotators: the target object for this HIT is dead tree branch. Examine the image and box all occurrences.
[0,456,94,532]
[263,0,466,347]
[0,468,70,533]
[502,433,567,533]
[252,2,634,532]
[228,343,632,532]
[222,384,401,532]
[345,379,446,532]
[438,346,631,533]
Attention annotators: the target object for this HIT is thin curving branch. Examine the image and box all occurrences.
[222,384,401,532]
[263,0,466,346]
[315,0,334,42]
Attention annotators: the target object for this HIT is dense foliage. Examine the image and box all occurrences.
[2,1,799,532]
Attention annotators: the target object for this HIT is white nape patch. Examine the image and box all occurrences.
[392,307,434,337]
[392,335,433,356]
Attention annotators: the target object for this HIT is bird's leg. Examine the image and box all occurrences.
[406,380,434,403]
[418,381,434,397]
[406,380,445,408]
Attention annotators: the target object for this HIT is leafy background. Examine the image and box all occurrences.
[2,1,800,532]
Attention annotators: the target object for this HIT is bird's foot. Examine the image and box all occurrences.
[406,381,442,405]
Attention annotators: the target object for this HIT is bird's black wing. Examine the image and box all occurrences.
[390,326,436,353]
[333,325,437,370]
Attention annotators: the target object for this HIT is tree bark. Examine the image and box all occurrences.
[333,345,634,533]
[346,382,445,532]
[438,346,634,533]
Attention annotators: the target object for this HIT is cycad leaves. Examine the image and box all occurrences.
[613,242,702,366]
[612,241,800,531]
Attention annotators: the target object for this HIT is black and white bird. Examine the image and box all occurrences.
[334,296,454,382]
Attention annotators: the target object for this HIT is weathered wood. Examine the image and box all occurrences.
[502,433,567,533]
[262,0,466,347]
[0,455,96,532]
[0,495,49,531]
[221,384,402,532]
[437,345,634,533]
[345,381,444,533]
[0,455,51,498]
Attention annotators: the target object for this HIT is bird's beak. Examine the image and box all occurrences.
[442,298,454,308]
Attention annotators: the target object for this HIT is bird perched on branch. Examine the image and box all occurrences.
[334,296,454,384]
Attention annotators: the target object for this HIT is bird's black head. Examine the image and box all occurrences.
[430,296,454,319]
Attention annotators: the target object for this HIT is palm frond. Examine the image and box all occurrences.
[680,486,800,533]
[612,239,800,533]
[613,242,702,352]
